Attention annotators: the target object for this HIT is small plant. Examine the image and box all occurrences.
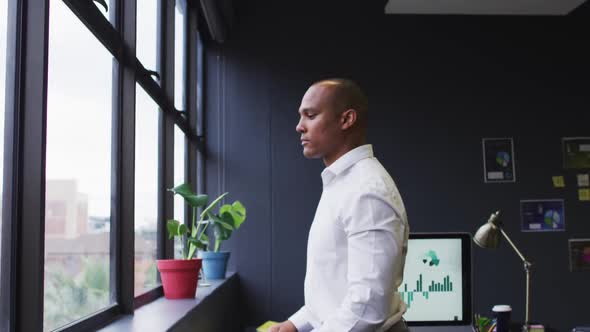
[476,315,494,332]
[166,183,246,259]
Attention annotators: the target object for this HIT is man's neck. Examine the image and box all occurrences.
[323,141,366,167]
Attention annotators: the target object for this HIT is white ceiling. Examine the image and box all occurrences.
[385,0,588,15]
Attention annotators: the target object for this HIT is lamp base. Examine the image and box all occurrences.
[523,324,545,332]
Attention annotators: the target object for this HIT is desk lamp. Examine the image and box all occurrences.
[474,211,532,332]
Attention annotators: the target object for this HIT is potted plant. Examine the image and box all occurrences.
[156,183,209,299]
[162,183,246,287]
[196,192,246,280]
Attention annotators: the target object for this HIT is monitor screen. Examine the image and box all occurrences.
[398,233,472,325]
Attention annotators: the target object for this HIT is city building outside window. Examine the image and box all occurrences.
[43,0,115,330]
[134,0,160,297]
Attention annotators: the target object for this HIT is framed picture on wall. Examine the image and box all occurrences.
[562,137,590,169]
[569,239,590,272]
[520,199,565,232]
[482,138,516,183]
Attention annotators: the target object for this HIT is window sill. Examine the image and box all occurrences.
[99,272,239,332]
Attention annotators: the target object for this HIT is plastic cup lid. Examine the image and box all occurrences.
[492,305,512,312]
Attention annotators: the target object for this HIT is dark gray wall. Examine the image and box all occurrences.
[203,1,590,331]
[171,274,241,332]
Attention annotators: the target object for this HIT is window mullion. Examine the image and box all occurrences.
[186,2,197,225]
[8,0,50,330]
[1,0,25,330]
[157,0,175,262]
[196,29,205,195]
[112,0,136,314]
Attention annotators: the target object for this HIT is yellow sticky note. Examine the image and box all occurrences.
[579,189,590,201]
[257,321,279,332]
[552,176,565,188]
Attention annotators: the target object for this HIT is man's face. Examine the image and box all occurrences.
[296,84,343,160]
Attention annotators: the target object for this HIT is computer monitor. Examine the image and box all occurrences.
[398,233,472,326]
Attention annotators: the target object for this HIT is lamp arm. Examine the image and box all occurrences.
[499,228,532,330]
[499,228,530,265]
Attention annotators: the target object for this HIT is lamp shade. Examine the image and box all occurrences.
[473,222,500,248]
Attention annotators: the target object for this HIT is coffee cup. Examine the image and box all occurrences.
[492,304,512,332]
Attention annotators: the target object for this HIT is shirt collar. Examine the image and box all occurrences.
[321,144,374,186]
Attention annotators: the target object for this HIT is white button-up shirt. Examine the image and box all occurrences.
[289,144,409,332]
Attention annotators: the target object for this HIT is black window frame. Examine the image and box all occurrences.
[0,0,205,330]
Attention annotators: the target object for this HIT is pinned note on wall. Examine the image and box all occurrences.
[552,176,565,188]
[579,189,590,201]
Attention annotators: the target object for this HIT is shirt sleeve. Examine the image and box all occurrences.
[289,305,314,332]
[313,189,407,332]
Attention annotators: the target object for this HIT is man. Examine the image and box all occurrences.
[270,79,410,332]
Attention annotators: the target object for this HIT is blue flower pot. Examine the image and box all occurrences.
[198,251,230,279]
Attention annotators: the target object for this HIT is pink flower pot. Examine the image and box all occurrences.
[156,258,202,299]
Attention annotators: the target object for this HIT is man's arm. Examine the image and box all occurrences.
[287,305,314,332]
[268,320,297,332]
[314,190,406,332]
[269,306,313,332]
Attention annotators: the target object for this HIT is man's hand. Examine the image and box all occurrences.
[268,320,298,332]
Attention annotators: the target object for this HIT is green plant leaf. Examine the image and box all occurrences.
[169,183,194,196]
[200,233,209,244]
[213,222,232,242]
[477,316,492,330]
[208,212,234,231]
[168,183,208,207]
[186,194,209,208]
[219,201,246,229]
[234,201,246,223]
[187,243,197,259]
[220,201,246,229]
[178,223,188,236]
[166,220,187,239]
[200,192,229,219]
[187,238,206,250]
[218,218,234,231]
[220,211,235,228]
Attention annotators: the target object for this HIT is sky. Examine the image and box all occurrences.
[0,0,187,230]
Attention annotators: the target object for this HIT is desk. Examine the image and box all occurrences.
[245,325,475,332]
[410,326,473,332]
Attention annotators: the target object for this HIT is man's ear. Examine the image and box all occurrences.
[340,109,357,130]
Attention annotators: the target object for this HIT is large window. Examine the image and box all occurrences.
[134,85,159,296]
[44,0,114,330]
[0,0,7,281]
[137,0,158,78]
[173,126,185,259]
[134,0,160,297]
[2,0,204,329]
[173,1,187,259]
[174,3,186,110]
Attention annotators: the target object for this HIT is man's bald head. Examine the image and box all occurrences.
[296,78,369,166]
[311,78,368,131]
